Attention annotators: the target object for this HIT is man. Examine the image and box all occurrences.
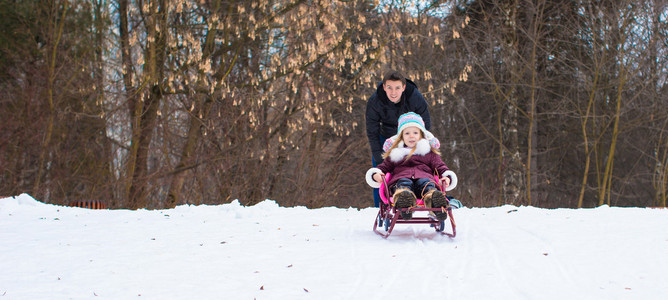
[365,70,431,207]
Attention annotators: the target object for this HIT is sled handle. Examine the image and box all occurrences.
[380,174,392,205]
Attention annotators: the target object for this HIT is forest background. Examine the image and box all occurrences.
[1,0,666,209]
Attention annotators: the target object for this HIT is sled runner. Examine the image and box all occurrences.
[372,172,458,238]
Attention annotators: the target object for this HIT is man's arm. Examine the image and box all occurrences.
[365,95,384,164]
[404,80,431,130]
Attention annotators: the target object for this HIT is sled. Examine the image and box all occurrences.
[372,173,457,238]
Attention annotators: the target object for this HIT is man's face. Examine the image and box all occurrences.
[383,80,406,103]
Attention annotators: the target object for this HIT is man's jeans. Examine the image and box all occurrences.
[371,134,386,208]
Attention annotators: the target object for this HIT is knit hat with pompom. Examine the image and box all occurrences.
[382,112,440,153]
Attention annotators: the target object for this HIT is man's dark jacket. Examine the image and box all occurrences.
[365,79,431,164]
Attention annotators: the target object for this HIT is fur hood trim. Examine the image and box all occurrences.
[388,139,431,162]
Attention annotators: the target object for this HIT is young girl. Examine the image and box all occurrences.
[365,112,453,220]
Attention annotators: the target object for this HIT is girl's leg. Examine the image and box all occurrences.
[392,178,417,220]
[416,178,449,221]
[392,178,414,193]
[414,178,437,198]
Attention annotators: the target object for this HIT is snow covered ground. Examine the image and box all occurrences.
[1,193,667,299]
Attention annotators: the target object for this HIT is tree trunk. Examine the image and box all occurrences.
[126,0,167,209]
[118,0,136,208]
[34,2,68,201]
[598,70,626,206]
[166,94,211,208]
[128,88,162,208]
[165,0,225,207]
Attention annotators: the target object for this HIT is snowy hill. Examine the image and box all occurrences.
[1,194,667,299]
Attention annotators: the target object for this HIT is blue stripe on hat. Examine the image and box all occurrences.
[399,120,423,128]
[397,112,425,135]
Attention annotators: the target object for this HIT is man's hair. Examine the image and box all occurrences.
[382,70,406,85]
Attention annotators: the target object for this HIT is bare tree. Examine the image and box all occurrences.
[2,0,667,209]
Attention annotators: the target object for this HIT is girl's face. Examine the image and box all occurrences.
[401,126,422,148]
